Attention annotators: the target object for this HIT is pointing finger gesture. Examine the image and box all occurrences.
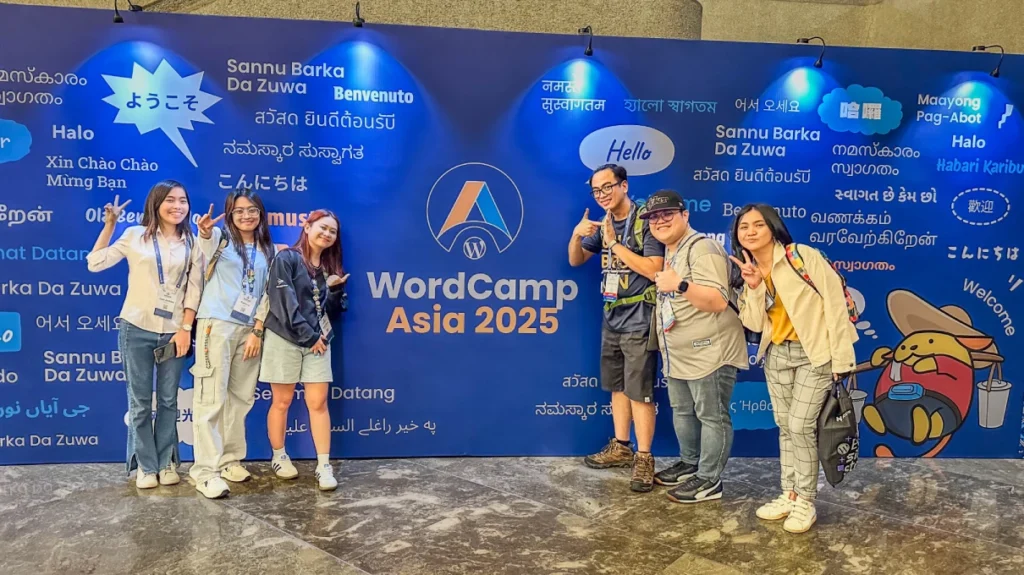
[572,208,600,239]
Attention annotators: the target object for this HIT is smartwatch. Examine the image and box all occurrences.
[678,280,689,293]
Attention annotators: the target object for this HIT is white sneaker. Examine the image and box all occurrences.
[315,463,338,491]
[196,476,231,499]
[136,471,158,489]
[756,493,795,521]
[159,465,181,486]
[783,497,817,534]
[221,463,252,483]
[272,454,299,479]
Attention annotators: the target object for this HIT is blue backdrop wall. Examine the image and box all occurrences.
[2,4,1023,464]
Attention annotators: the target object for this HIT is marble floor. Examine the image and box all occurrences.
[3,457,1024,575]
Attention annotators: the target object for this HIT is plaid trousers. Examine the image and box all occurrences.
[764,341,833,500]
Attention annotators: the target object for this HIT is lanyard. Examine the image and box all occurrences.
[605,202,636,271]
[242,244,257,295]
[669,233,702,271]
[152,234,190,289]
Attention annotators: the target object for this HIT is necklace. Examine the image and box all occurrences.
[309,263,325,320]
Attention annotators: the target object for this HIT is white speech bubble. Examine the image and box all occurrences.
[579,125,675,176]
[102,60,221,168]
[848,286,866,316]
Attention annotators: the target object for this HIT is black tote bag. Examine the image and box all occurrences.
[817,376,860,487]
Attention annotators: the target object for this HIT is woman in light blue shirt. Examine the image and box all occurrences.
[187,187,275,499]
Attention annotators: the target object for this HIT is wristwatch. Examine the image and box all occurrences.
[181,323,193,332]
[608,240,620,250]
[251,327,264,338]
[677,280,690,293]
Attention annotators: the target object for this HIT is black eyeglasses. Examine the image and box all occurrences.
[647,210,680,224]
[591,181,622,198]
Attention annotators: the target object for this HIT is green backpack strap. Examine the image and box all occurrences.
[632,202,647,251]
[605,284,656,310]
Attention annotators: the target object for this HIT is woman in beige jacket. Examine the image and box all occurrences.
[729,203,857,534]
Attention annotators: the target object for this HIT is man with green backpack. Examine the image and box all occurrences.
[568,164,665,492]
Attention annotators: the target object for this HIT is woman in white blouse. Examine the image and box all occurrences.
[87,181,203,489]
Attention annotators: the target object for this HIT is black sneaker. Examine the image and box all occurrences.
[654,461,698,486]
[666,476,723,504]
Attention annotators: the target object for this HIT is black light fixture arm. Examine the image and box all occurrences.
[797,36,826,68]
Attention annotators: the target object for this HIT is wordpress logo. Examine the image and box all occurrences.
[462,237,487,260]
[426,163,523,259]
[0,312,22,353]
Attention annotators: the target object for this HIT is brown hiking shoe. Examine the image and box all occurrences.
[630,452,655,492]
[583,438,634,469]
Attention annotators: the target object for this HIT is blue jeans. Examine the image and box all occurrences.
[119,320,184,474]
[666,366,738,482]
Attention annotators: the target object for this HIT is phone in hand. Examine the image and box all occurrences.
[154,341,178,364]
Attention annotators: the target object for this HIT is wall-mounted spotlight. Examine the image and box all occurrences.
[578,25,594,57]
[353,1,365,27]
[971,44,1004,78]
[797,36,826,68]
[113,0,142,23]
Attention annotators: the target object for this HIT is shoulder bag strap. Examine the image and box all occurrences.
[684,236,741,314]
[204,237,231,283]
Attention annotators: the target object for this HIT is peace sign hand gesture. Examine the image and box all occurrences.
[102,195,132,227]
[728,250,764,289]
[197,204,225,240]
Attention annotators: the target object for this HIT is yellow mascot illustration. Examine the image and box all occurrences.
[857,290,1004,458]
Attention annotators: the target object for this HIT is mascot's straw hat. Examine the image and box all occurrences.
[888,290,1003,368]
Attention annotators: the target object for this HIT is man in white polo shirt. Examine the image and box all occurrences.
[642,190,747,504]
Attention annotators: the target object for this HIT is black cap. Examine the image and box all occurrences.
[639,190,686,219]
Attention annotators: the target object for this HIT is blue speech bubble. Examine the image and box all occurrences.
[0,312,22,353]
[0,119,32,164]
[818,84,903,135]
[101,60,221,168]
